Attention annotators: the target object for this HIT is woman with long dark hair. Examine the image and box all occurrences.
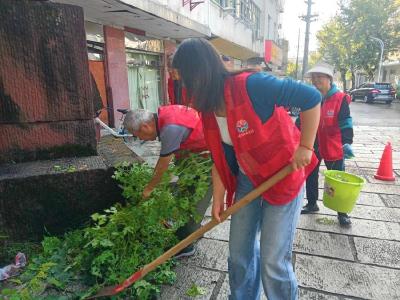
[173,38,321,300]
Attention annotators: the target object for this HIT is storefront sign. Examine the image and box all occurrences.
[264,40,282,66]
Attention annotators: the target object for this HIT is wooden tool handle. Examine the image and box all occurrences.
[140,164,294,279]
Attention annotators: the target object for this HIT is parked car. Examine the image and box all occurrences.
[350,82,396,104]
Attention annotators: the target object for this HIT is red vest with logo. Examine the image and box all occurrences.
[202,73,318,207]
[158,105,207,153]
[318,91,345,161]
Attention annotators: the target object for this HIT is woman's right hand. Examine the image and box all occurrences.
[212,196,225,223]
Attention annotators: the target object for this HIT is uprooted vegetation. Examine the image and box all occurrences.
[1,154,212,299]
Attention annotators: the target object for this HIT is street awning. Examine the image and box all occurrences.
[51,0,210,40]
[209,37,259,61]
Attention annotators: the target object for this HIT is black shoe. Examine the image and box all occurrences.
[338,213,352,227]
[174,245,195,259]
[301,203,319,214]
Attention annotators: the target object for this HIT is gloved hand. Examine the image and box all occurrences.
[343,143,355,159]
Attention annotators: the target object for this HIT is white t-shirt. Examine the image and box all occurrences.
[215,116,233,145]
[215,115,245,174]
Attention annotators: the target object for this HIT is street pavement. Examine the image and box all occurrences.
[131,100,400,299]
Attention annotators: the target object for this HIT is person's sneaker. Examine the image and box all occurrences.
[301,203,319,214]
[174,245,195,259]
[338,213,352,227]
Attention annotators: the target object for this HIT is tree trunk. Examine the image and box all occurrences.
[340,70,347,91]
[351,70,355,89]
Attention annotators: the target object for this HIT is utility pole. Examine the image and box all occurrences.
[300,0,318,80]
[295,28,300,80]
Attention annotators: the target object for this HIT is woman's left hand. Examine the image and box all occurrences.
[291,146,313,170]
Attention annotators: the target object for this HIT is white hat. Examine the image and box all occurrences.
[305,62,334,78]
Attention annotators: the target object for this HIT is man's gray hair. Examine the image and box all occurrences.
[123,109,154,132]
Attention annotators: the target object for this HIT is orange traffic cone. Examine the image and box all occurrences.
[374,142,395,181]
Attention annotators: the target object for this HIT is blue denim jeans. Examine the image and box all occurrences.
[228,171,303,300]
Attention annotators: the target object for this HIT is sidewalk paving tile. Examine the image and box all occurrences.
[203,217,230,242]
[309,200,400,223]
[351,204,400,222]
[296,255,400,299]
[357,182,400,194]
[380,194,400,208]
[356,161,400,170]
[294,230,354,261]
[203,220,354,261]
[216,276,267,300]
[184,238,228,272]
[310,190,384,207]
[353,192,385,207]
[297,214,400,241]
[215,274,350,299]
[159,264,220,300]
[354,237,400,268]
[299,289,347,300]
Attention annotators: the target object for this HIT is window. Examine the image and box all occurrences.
[126,52,162,113]
[215,0,260,36]
[375,83,391,89]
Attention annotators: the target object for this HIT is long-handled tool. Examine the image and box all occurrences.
[87,164,293,299]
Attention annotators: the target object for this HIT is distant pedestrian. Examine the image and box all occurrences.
[172,38,321,300]
[167,55,190,106]
[300,62,354,227]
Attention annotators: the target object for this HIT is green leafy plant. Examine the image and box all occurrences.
[186,283,207,297]
[2,154,212,299]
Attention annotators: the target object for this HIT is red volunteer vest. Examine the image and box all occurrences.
[203,73,318,207]
[158,105,207,153]
[318,91,345,161]
[167,78,191,106]
[167,78,175,104]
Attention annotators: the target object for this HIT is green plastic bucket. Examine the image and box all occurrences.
[323,170,365,213]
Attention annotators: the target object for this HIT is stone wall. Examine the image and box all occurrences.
[0,1,96,163]
[0,156,124,241]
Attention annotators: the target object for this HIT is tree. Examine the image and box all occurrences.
[317,16,352,90]
[340,0,400,79]
[285,61,300,79]
[308,51,323,69]
[316,0,400,87]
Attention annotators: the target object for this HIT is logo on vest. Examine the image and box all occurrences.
[236,119,254,138]
[326,110,335,117]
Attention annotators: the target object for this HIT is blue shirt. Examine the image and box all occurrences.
[246,73,321,122]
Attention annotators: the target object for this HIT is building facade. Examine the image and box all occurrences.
[52,0,285,127]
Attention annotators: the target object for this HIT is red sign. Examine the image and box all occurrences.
[264,40,282,66]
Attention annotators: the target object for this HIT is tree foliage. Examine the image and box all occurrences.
[285,61,299,79]
[316,0,400,87]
